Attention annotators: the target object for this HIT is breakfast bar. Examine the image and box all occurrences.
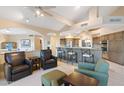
[57,47,102,63]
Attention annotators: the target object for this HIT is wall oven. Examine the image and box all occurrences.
[101,40,108,52]
[101,40,109,59]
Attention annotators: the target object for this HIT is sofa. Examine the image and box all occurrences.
[40,49,57,70]
[4,51,32,83]
[75,59,109,86]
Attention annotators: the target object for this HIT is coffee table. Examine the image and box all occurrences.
[63,71,98,86]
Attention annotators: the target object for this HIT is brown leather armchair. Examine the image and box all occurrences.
[40,49,57,70]
[4,51,32,83]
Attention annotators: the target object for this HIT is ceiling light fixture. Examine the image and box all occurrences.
[36,10,41,16]
[40,13,44,17]
[26,18,30,23]
[75,6,81,9]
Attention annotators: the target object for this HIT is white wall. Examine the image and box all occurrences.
[0,33,61,56]
[8,35,35,51]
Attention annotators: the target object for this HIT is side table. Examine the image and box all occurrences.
[28,56,41,71]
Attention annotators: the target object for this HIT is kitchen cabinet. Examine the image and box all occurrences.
[60,38,66,46]
[104,35,109,40]
[100,35,108,41]
[108,52,124,65]
[72,39,79,47]
[101,31,124,65]
[100,36,105,41]
[60,38,79,47]
[108,33,114,41]
[114,32,123,40]
[115,40,124,53]
[108,41,115,52]
[93,37,100,44]
[108,52,114,61]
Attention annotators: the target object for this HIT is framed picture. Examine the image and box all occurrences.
[21,39,31,48]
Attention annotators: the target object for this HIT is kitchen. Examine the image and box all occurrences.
[57,29,124,66]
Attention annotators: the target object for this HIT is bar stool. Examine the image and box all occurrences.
[57,48,66,61]
[82,49,94,63]
[67,49,78,64]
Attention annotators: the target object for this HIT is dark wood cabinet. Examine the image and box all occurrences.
[101,31,124,65]
[104,35,108,40]
[60,38,79,47]
[108,52,114,62]
[108,41,115,52]
[108,33,114,41]
[93,37,100,44]
[100,35,108,41]
[115,40,124,53]
[72,39,79,47]
[108,52,124,65]
[100,36,105,41]
[114,32,123,40]
[60,38,66,46]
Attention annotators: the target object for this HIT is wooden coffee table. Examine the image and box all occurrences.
[63,72,98,86]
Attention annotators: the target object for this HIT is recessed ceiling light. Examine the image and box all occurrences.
[36,10,41,16]
[26,18,30,23]
[40,13,44,17]
[75,6,81,9]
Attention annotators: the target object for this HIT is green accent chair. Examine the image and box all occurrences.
[75,59,109,86]
[41,70,67,86]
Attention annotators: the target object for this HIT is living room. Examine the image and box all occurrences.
[0,2,124,91]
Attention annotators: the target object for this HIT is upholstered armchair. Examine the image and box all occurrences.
[4,51,32,83]
[75,59,109,86]
[40,49,57,70]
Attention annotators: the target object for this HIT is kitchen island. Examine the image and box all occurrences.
[57,47,102,63]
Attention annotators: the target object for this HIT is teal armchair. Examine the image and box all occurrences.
[75,59,109,86]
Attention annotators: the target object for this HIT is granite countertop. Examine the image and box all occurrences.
[57,47,95,49]
[56,47,102,51]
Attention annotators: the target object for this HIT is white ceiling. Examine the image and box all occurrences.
[0,6,65,31]
[0,28,41,35]
[0,6,121,33]
[51,6,90,22]
[98,6,119,17]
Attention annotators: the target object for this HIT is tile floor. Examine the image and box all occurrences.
[0,61,124,86]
